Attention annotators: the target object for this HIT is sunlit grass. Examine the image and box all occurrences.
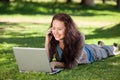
[0,23,120,80]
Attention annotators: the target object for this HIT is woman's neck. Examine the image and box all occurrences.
[59,41,64,50]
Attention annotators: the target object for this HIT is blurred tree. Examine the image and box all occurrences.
[66,0,72,3]
[116,0,120,8]
[80,0,94,6]
[0,0,10,2]
[80,0,85,5]
[102,0,106,4]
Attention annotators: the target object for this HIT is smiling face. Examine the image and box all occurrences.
[51,19,66,42]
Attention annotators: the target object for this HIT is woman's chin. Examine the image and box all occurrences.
[55,38,63,41]
[55,38,59,41]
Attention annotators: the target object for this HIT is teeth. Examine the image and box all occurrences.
[54,36,59,38]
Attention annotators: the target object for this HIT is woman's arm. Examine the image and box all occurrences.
[45,28,52,60]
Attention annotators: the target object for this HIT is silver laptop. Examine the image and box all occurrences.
[13,47,62,74]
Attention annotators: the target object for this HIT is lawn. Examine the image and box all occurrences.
[0,1,120,80]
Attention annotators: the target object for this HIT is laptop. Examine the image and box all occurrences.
[13,47,63,74]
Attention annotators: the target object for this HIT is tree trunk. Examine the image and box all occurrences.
[80,0,86,5]
[81,0,94,6]
[102,0,106,4]
[116,0,120,8]
[66,0,72,3]
[0,0,10,2]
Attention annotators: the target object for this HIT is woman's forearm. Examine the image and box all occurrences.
[45,35,51,60]
[56,62,65,68]
[45,37,49,50]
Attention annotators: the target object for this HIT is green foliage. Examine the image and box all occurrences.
[0,1,120,16]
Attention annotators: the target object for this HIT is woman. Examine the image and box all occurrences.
[45,13,119,70]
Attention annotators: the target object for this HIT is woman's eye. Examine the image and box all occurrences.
[58,29,62,30]
[51,28,55,30]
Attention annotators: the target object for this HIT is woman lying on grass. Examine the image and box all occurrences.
[45,13,120,70]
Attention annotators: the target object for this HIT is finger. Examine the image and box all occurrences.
[50,62,55,70]
[48,28,52,31]
[47,28,52,34]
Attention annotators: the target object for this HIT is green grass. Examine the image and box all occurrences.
[0,1,120,80]
[0,22,120,80]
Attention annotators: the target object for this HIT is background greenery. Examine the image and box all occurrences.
[0,0,120,80]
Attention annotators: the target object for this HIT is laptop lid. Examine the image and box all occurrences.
[13,47,52,72]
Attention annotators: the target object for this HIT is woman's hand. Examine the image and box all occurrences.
[50,62,56,70]
[50,61,65,70]
[45,28,52,55]
[46,28,52,42]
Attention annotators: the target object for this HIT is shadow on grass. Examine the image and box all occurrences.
[85,23,120,39]
[0,22,120,54]
[0,36,45,47]
[0,22,46,54]
[0,2,120,16]
[0,23,120,48]
[0,36,45,54]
